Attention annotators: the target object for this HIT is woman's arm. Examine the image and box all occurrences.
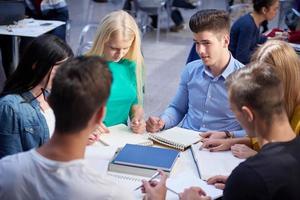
[130,104,146,134]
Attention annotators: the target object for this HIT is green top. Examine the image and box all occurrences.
[104,59,138,126]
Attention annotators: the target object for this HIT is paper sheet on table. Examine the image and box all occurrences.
[167,171,223,200]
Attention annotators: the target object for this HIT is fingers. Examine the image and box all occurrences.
[180,187,210,200]
[97,122,109,133]
[214,183,225,190]
[207,176,227,190]
[131,118,146,134]
[231,144,257,159]
[146,116,164,133]
[157,170,167,185]
[87,132,100,145]
[200,132,211,138]
[201,140,221,149]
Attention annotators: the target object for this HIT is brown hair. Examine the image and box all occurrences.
[189,9,230,34]
[48,56,112,133]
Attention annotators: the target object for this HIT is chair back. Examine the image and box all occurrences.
[76,24,98,55]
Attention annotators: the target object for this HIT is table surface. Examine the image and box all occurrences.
[0,18,65,37]
[84,141,223,199]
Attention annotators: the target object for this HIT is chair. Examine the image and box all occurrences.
[132,0,172,41]
[76,24,99,56]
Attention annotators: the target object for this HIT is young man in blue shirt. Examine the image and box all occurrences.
[146,9,245,140]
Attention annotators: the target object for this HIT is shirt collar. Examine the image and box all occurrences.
[201,54,235,80]
[21,91,39,107]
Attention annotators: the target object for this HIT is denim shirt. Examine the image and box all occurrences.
[0,91,49,158]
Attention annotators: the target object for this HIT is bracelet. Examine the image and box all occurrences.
[224,130,233,138]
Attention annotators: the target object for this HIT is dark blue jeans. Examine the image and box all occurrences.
[172,0,196,26]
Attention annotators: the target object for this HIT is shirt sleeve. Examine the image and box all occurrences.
[0,103,23,158]
[232,130,246,138]
[223,164,269,200]
[234,25,255,64]
[160,66,190,129]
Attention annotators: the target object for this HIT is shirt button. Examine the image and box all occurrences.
[206,110,208,113]
[203,124,206,128]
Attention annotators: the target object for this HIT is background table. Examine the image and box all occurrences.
[0,18,65,70]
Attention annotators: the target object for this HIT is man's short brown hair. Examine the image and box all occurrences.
[48,56,112,133]
[189,9,230,34]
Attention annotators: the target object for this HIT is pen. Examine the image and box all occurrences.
[134,171,160,191]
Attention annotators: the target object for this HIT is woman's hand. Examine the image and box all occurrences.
[87,122,109,145]
[231,144,257,159]
[130,117,146,134]
[130,105,146,134]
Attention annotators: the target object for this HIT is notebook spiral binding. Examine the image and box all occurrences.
[148,135,185,151]
[107,172,144,182]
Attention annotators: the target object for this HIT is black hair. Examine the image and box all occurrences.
[48,56,112,133]
[1,34,73,96]
[253,0,277,13]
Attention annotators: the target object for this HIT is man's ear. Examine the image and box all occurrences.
[241,106,254,122]
[95,105,106,124]
[262,7,267,15]
[223,33,230,48]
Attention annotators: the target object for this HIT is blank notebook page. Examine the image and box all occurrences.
[148,127,201,149]
[99,124,153,147]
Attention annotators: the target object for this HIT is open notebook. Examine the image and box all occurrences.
[99,124,153,148]
[148,127,201,151]
[191,143,245,180]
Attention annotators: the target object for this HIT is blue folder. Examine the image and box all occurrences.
[113,144,180,171]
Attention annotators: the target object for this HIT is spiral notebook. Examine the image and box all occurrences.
[148,127,201,151]
[99,124,153,148]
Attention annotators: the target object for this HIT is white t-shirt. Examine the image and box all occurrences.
[41,107,55,138]
[0,149,135,200]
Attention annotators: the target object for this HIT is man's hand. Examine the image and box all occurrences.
[207,175,228,190]
[179,187,211,200]
[201,131,228,139]
[231,144,257,159]
[130,117,146,134]
[142,170,167,200]
[146,116,165,133]
[201,139,232,152]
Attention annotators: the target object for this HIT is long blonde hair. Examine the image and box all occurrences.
[87,10,144,104]
[251,40,300,120]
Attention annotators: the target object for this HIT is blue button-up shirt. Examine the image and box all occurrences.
[160,55,245,137]
[0,92,49,158]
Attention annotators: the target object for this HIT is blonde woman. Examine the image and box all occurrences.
[87,10,145,134]
[202,40,300,158]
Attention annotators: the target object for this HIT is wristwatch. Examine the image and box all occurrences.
[224,130,233,138]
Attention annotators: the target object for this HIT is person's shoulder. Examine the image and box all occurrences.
[0,151,32,176]
[0,94,22,105]
[231,56,245,70]
[232,13,254,29]
[186,59,204,71]
[78,166,135,199]
[0,94,23,115]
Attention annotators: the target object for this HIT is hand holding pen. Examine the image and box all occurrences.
[135,170,179,200]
